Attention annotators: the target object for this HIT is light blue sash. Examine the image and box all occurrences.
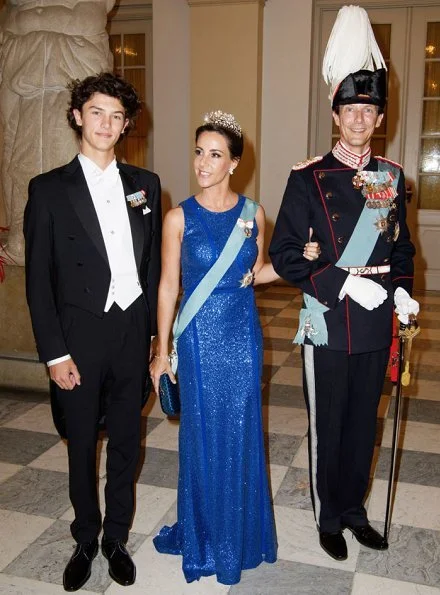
[294,161,400,346]
[170,197,258,372]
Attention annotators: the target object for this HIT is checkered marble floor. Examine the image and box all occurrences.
[1,285,440,594]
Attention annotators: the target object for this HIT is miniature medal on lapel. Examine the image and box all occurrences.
[126,189,147,208]
[126,189,150,215]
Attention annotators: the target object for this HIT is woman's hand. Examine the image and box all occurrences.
[149,207,183,396]
[303,227,321,261]
[149,355,176,396]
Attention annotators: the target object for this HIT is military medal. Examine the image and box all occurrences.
[352,170,365,189]
[353,170,398,210]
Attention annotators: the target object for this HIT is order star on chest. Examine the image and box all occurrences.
[239,269,254,288]
[236,217,253,238]
[374,214,389,234]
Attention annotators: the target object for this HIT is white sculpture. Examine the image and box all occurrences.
[0,0,115,265]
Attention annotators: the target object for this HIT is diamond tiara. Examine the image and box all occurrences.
[203,110,242,137]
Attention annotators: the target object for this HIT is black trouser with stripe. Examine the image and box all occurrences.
[302,344,389,534]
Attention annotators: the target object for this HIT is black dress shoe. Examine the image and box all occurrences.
[102,539,136,586]
[319,531,348,561]
[63,539,98,592]
[344,523,388,550]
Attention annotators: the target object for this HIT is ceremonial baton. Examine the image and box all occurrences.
[383,314,420,545]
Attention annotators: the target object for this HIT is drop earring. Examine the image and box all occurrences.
[229,167,234,176]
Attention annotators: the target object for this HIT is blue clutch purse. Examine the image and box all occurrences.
[159,373,180,416]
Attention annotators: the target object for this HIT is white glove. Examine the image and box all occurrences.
[341,274,388,310]
[394,287,420,324]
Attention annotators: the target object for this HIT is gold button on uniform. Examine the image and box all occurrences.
[325,192,333,199]
[319,172,325,179]
[331,213,340,221]
[337,236,344,244]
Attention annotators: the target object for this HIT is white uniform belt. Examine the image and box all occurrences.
[339,265,390,275]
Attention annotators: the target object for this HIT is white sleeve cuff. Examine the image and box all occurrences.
[47,354,71,367]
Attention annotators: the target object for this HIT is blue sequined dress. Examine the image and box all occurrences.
[153,195,277,584]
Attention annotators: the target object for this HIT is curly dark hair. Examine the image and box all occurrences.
[67,72,141,138]
[195,123,244,161]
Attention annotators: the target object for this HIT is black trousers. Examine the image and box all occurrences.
[302,344,389,533]
[57,297,149,543]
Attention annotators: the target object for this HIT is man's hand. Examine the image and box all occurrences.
[342,274,388,310]
[49,358,81,391]
[303,227,321,261]
[394,287,420,324]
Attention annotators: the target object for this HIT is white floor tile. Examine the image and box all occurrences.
[29,440,107,478]
[3,404,58,435]
[351,572,440,594]
[291,437,309,469]
[142,393,166,420]
[0,511,54,571]
[143,419,179,451]
[131,484,177,536]
[381,419,440,454]
[262,406,308,437]
[0,574,98,594]
[367,479,440,531]
[270,366,303,386]
[264,350,291,366]
[273,505,360,571]
[105,537,229,595]
[268,464,289,499]
[28,441,68,474]
[411,380,440,401]
[0,462,22,483]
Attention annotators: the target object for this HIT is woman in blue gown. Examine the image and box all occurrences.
[149,111,318,584]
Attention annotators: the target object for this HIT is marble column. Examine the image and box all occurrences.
[188,0,265,201]
[0,0,115,389]
[0,0,115,266]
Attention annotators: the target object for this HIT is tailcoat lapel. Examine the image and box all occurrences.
[118,163,145,271]
[63,157,109,265]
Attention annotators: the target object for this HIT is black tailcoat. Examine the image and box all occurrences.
[24,156,161,435]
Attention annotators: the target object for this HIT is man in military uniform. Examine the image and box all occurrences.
[269,6,419,561]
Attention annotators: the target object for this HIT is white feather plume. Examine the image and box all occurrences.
[322,5,387,101]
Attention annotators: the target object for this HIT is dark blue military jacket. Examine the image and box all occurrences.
[269,151,415,354]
